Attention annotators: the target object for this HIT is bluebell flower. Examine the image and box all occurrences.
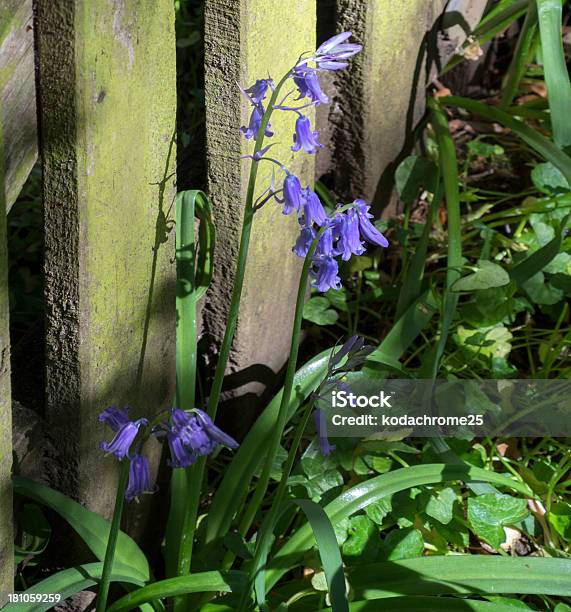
[282,174,304,215]
[244,78,273,104]
[291,115,322,154]
[99,406,131,432]
[241,106,273,141]
[293,226,316,257]
[302,188,327,227]
[195,409,239,449]
[316,225,334,257]
[293,65,329,105]
[313,408,336,456]
[354,200,389,248]
[311,255,342,292]
[314,32,362,70]
[125,454,156,501]
[333,209,365,260]
[99,407,147,459]
[167,408,238,469]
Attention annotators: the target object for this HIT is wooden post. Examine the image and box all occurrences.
[0,99,14,604]
[0,0,37,212]
[328,0,486,206]
[35,0,177,519]
[203,0,316,412]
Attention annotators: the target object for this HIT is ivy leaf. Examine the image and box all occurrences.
[467,140,504,157]
[425,487,457,525]
[342,515,376,558]
[549,502,571,541]
[452,260,510,292]
[523,271,564,305]
[380,527,424,560]
[531,162,570,195]
[365,498,393,525]
[456,324,513,360]
[468,493,529,549]
[303,296,338,326]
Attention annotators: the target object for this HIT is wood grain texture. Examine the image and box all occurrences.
[203,0,316,418]
[0,0,37,211]
[0,90,13,603]
[35,0,177,523]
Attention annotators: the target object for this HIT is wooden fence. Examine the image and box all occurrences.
[0,0,485,597]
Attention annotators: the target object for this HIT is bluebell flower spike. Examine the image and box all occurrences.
[99,408,147,460]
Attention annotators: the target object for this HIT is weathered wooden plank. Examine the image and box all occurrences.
[0,0,37,212]
[35,0,177,520]
[0,97,14,601]
[327,0,487,205]
[203,0,316,412]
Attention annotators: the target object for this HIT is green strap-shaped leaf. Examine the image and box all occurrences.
[106,571,248,612]
[265,464,533,591]
[12,477,150,580]
[2,562,146,612]
[254,499,348,612]
[441,96,571,183]
[319,595,526,611]
[346,556,571,599]
[510,213,571,286]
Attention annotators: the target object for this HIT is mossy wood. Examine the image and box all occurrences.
[203,0,316,411]
[0,93,13,602]
[330,0,487,206]
[35,0,177,521]
[0,0,37,211]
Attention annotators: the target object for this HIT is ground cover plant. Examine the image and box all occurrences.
[6,1,571,611]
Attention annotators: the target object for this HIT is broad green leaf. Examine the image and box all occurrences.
[265,464,533,590]
[346,556,571,599]
[531,162,570,195]
[452,261,510,292]
[456,324,513,359]
[364,498,392,525]
[549,502,571,541]
[3,562,146,612]
[107,571,247,612]
[468,493,529,549]
[342,515,376,558]
[303,296,338,326]
[425,487,457,525]
[468,140,505,157]
[395,156,438,204]
[13,477,150,580]
[380,527,424,561]
[523,271,564,305]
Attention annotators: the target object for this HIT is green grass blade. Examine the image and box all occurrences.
[441,96,571,182]
[426,99,462,379]
[347,556,571,599]
[13,477,150,581]
[536,0,571,148]
[319,595,526,611]
[106,571,248,612]
[395,179,441,320]
[500,0,538,108]
[205,350,331,544]
[255,500,348,612]
[265,464,533,591]
[2,562,146,612]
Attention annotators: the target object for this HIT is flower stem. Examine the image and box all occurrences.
[237,228,325,610]
[172,69,293,590]
[95,459,129,612]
